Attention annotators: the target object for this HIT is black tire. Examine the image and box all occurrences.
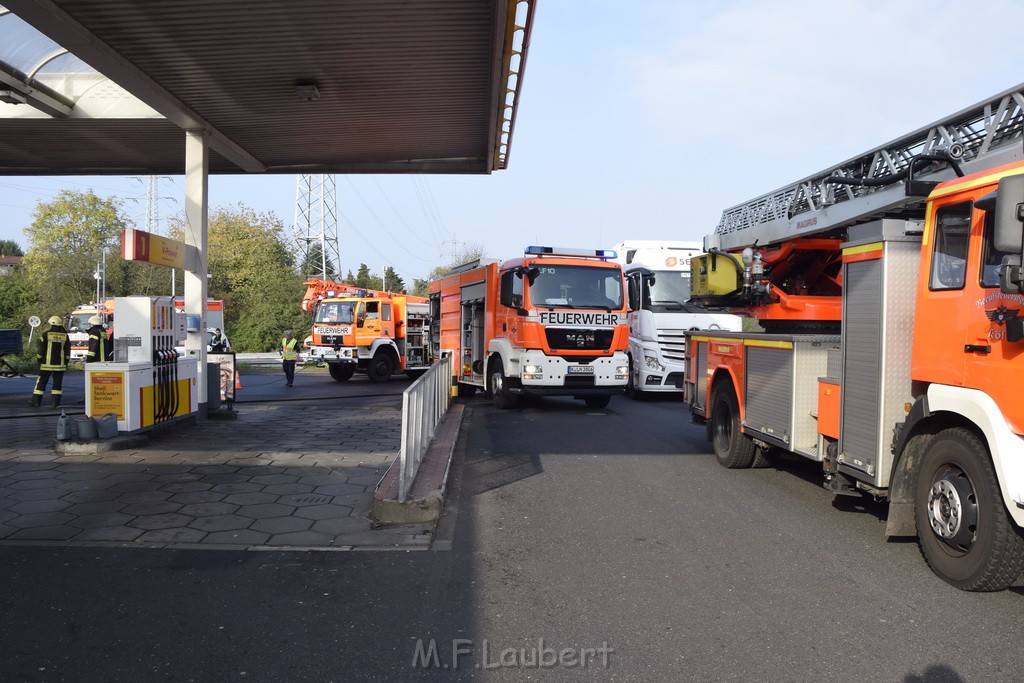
[751,446,772,469]
[328,364,355,382]
[625,354,641,399]
[367,352,395,383]
[584,395,611,409]
[489,362,516,409]
[915,427,1024,591]
[709,383,756,469]
[457,383,477,398]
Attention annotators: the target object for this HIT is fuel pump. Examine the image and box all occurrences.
[84,296,198,433]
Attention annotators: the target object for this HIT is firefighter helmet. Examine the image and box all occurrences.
[47,316,62,325]
[88,315,102,325]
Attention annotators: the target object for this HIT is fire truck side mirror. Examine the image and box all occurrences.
[993,174,1024,253]
[993,174,1024,295]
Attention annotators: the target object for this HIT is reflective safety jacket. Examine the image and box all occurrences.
[281,337,298,361]
[37,325,70,371]
[86,324,112,362]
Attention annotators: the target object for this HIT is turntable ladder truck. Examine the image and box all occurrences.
[684,82,1024,590]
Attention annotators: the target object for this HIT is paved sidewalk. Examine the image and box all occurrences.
[0,397,437,550]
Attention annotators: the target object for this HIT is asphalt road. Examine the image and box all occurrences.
[3,390,1024,681]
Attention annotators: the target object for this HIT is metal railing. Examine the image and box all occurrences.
[398,356,452,503]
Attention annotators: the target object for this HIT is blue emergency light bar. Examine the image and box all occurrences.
[524,246,618,260]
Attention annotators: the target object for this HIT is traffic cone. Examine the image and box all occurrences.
[234,370,243,390]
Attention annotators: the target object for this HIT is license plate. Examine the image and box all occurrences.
[567,365,594,374]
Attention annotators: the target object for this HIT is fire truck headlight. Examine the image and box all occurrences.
[643,354,664,372]
[615,365,629,379]
[523,364,543,380]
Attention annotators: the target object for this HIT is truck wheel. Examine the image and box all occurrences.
[625,354,641,399]
[490,364,516,409]
[367,352,394,383]
[328,364,354,382]
[584,395,611,409]
[915,427,1024,591]
[709,384,756,468]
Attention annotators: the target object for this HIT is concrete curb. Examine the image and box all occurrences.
[371,403,464,524]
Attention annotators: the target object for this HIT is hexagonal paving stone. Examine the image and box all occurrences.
[9,525,79,540]
[168,491,226,505]
[265,530,333,546]
[211,483,262,495]
[61,489,121,504]
[7,488,68,502]
[73,526,144,542]
[249,516,313,534]
[65,501,126,516]
[8,499,71,515]
[10,479,64,491]
[8,469,62,481]
[237,466,286,477]
[152,473,204,484]
[199,473,252,485]
[177,502,239,517]
[310,516,372,535]
[69,512,135,529]
[129,513,193,530]
[159,482,214,494]
[120,501,182,516]
[347,473,385,486]
[102,472,155,484]
[297,474,349,487]
[137,528,207,544]
[188,515,252,532]
[109,481,164,494]
[202,529,270,545]
[261,483,314,496]
[276,493,333,507]
[114,490,173,504]
[235,503,296,519]
[193,465,238,475]
[314,483,366,496]
[223,492,278,506]
[293,504,354,521]
[8,512,74,529]
[249,474,298,485]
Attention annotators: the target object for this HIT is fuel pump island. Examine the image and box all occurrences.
[83,296,199,433]
[77,227,212,435]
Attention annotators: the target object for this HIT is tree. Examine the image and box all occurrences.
[353,263,381,290]
[382,266,406,294]
[427,243,486,282]
[169,203,309,351]
[0,239,24,257]
[411,278,429,298]
[21,189,165,318]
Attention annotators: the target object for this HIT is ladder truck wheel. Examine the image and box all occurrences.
[583,395,611,409]
[367,352,395,383]
[328,364,355,382]
[489,361,517,409]
[625,354,641,399]
[915,427,1024,591]
[709,383,757,469]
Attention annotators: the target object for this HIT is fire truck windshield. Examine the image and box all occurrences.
[67,313,93,331]
[528,265,623,310]
[316,302,356,324]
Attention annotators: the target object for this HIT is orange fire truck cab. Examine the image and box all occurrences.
[429,246,630,409]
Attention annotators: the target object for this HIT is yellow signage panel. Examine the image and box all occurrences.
[122,228,186,269]
[89,371,125,419]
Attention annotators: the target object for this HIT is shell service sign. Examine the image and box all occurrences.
[89,371,125,419]
[122,228,186,269]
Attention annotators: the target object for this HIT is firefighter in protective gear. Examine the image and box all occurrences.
[280,329,298,387]
[30,315,70,407]
[85,315,112,363]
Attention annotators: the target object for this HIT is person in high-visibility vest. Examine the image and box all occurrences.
[30,315,70,407]
[280,329,298,387]
[85,315,112,363]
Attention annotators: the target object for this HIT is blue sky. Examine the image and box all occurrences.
[3,0,1024,285]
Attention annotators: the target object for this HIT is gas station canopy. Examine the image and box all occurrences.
[0,0,535,176]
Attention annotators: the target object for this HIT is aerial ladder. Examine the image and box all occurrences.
[685,82,1024,591]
